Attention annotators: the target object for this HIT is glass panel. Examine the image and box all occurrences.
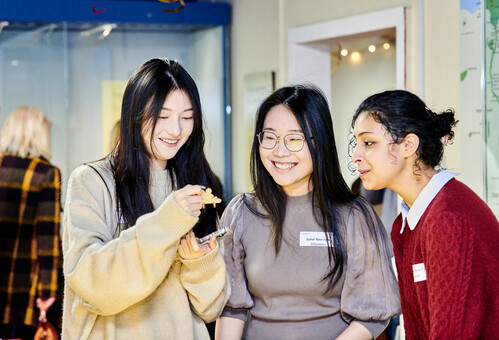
[0,21,226,202]
[0,22,67,192]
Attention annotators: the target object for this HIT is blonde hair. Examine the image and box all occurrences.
[0,106,52,160]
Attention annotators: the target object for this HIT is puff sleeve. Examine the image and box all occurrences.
[219,194,254,320]
[340,199,401,338]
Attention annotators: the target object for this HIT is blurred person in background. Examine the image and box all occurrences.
[0,106,62,339]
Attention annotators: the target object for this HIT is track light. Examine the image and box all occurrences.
[0,21,9,34]
[80,24,117,40]
[351,51,361,62]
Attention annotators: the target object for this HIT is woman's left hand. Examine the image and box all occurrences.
[178,230,216,260]
[36,296,55,314]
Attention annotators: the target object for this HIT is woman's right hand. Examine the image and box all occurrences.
[178,230,216,260]
[174,184,204,218]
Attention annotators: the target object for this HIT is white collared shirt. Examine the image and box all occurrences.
[400,169,459,234]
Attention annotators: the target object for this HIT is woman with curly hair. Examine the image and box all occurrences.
[351,90,499,339]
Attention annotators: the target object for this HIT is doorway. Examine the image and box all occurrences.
[288,7,406,184]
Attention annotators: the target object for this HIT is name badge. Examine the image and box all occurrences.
[299,231,333,247]
[412,263,427,282]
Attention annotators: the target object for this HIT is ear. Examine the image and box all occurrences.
[402,133,419,158]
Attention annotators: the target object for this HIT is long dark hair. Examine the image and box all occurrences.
[250,84,380,290]
[112,58,223,236]
[351,90,458,173]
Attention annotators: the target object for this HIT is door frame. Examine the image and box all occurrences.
[288,6,406,103]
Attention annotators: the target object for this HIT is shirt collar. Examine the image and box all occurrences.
[400,169,458,234]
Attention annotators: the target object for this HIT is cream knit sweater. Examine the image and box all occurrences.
[62,158,229,339]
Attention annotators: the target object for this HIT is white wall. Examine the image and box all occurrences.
[225,0,281,195]
[423,1,461,173]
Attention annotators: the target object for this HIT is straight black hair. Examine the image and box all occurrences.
[112,58,224,236]
[249,84,381,290]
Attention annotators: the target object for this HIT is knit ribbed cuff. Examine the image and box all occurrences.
[179,243,224,274]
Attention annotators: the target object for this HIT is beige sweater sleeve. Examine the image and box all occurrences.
[179,242,230,323]
[63,165,199,316]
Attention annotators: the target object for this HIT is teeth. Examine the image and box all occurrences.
[274,162,295,170]
[160,138,177,144]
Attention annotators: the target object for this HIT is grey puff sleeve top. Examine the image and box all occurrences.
[220,193,400,339]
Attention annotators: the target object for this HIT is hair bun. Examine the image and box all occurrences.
[434,109,457,140]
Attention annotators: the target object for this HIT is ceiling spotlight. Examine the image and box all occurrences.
[341,49,348,56]
[351,51,361,62]
[383,42,390,50]
[368,45,376,53]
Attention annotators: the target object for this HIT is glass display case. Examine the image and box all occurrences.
[0,1,231,200]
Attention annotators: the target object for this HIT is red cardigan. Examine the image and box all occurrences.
[391,178,499,340]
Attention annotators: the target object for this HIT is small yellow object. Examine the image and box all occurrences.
[201,188,222,208]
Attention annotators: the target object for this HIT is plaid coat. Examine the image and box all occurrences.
[0,155,61,326]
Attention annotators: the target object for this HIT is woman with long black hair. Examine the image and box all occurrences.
[62,58,229,339]
[216,85,400,340]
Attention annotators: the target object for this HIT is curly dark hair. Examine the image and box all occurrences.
[351,90,458,174]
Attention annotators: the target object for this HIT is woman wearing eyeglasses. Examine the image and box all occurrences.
[215,85,400,340]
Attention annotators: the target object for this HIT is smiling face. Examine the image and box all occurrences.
[259,104,313,196]
[142,89,194,170]
[351,111,405,191]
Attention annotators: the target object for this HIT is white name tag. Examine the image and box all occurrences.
[412,263,427,282]
[299,231,333,247]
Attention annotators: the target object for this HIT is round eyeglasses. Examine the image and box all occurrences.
[257,131,307,152]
